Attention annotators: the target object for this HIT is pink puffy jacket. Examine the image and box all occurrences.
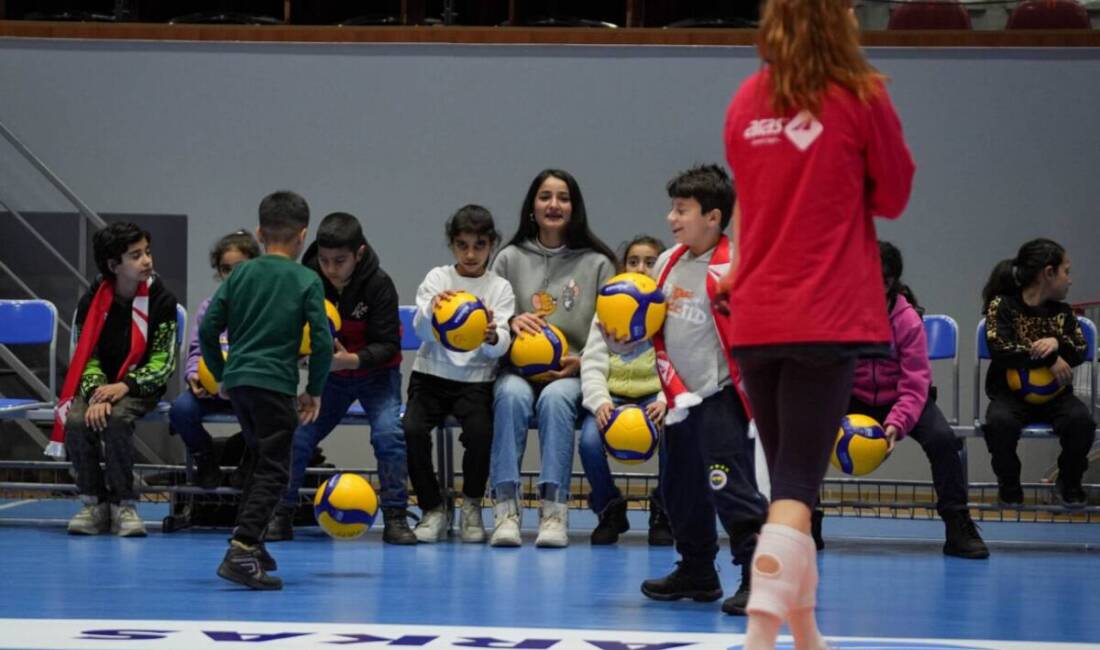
[851,294,931,438]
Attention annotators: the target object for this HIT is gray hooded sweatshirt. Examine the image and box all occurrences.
[491,239,615,356]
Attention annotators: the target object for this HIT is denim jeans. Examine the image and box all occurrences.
[578,393,664,514]
[281,369,408,509]
[168,389,235,453]
[490,371,581,503]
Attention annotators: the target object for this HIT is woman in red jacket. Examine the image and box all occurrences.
[721,1,915,648]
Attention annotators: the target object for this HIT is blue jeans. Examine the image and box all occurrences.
[281,369,408,509]
[578,393,664,514]
[168,389,235,453]
[491,372,581,503]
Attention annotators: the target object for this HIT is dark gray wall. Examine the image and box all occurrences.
[2,39,1098,480]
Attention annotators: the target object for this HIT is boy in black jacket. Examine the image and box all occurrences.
[266,212,415,543]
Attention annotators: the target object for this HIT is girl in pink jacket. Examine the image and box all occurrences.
[840,241,988,559]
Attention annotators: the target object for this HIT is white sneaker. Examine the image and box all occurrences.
[535,500,569,548]
[490,499,521,547]
[67,499,110,535]
[111,502,147,537]
[460,499,486,544]
[414,507,449,543]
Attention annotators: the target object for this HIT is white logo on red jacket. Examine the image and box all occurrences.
[784,111,823,151]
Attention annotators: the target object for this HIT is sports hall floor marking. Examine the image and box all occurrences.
[0,500,34,511]
[2,620,1098,650]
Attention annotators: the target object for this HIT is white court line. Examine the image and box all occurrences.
[0,499,35,511]
[1,619,1098,650]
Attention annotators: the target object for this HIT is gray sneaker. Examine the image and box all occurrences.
[535,500,569,548]
[414,507,449,543]
[490,498,522,547]
[111,502,147,537]
[460,499,486,544]
[67,499,110,535]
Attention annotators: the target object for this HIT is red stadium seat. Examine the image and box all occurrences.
[888,1,972,30]
[1007,0,1091,29]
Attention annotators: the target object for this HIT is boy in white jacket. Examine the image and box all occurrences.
[404,205,515,543]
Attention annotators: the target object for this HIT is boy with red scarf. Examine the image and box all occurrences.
[640,165,768,616]
[56,222,178,537]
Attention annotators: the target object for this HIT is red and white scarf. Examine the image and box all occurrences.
[653,235,751,425]
[46,277,152,459]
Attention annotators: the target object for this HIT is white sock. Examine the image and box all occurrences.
[743,612,782,650]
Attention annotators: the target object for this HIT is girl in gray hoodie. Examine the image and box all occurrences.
[487,169,617,548]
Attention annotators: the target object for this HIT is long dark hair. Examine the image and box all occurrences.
[879,241,923,316]
[981,238,1066,310]
[504,168,617,266]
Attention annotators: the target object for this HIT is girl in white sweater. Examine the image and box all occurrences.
[404,205,516,543]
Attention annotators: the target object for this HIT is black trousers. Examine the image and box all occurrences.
[227,386,297,545]
[65,394,160,502]
[738,354,857,508]
[984,392,1096,487]
[661,386,768,569]
[402,371,494,512]
[849,396,968,513]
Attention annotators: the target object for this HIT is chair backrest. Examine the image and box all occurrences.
[1007,0,1090,29]
[889,1,972,30]
[975,316,1097,420]
[0,299,59,397]
[923,314,960,424]
[399,306,422,351]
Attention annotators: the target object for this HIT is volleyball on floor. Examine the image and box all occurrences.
[1006,366,1066,405]
[432,291,489,352]
[313,473,379,540]
[831,414,890,476]
[299,299,342,356]
[197,334,229,394]
[601,404,659,465]
[510,323,568,382]
[595,272,667,343]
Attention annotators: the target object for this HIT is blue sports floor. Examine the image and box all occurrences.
[1,499,1099,650]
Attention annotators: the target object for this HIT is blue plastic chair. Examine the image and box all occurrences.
[0,300,59,417]
[974,316,1097,438]
[923,314,960,425]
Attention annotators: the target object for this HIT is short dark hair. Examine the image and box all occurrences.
[446,204,500,246]
[666,164,735,230]
[93,222,150,279]
[316,212,366,252]
[209,229,261,274]
[258,190,309,244]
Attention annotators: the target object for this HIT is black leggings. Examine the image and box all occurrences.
[737,354,857,507]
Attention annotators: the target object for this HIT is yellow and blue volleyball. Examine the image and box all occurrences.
[601,405,659,465]
[509,323,568,382]
[432,291,490,352]
[313,472,379,540]
[1006,366,1066,405]
[299,299,342,356]
[197,334,229,395]
[596,273,667,343]
[830,414,890,477]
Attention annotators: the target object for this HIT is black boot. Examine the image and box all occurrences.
[217,541,282,590]
[721,561,751,615]
[191,449,223,490]
[254,541,278,572]
[382,508,418,545]
[591,497,629,545]
[1056,479,1088,509]
[997,482,1024,507]
[647,495,674,547]
[641,562,722,602]
[941,509,989,559]
[264,505,294,542]
[811,509,825,551]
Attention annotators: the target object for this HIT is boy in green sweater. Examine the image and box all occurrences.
[200,190,333,590]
